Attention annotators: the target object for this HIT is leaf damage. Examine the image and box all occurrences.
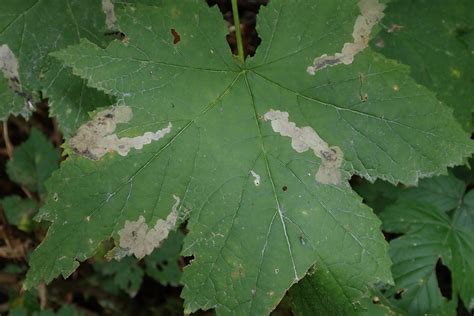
[0,44,21,95]
[69,105,172,160]
[250,170,261,186]
[307,0,385,74]
[264,110,343,185]
[102,0,118,30]
[116,195,181,259]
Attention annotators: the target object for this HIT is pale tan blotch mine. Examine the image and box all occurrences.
[0,44,21,92]
[264,110,343,185]
[117,195,181,259]
[69,105,172,160]
[307,0,385,75]
[102,0,117,30]
[250,170,261,186]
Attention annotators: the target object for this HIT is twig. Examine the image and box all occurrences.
[2,121,13,158]
[38,282,48,309]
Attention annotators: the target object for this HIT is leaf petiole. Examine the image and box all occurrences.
[231,0,245,64]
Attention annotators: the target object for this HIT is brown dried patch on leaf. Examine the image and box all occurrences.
[117,195,181,259]
[0,45,21,93]
[69,105,172,160]
[307,0,385,75]
[264,110,343,185]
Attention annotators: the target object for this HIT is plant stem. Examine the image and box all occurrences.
[2,121,13,158]
[231,0,245,64]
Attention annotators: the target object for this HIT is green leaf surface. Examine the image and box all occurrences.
[0,75,28,121]
[0,0,112,136]
[0,195,37,231]
[397,174,466,213]
[455,189,474,230]
[373,0,474,131]
[95,256,144,297]
[24,0,472,315]
[6,128,60,193]
[352,178,400,213]
[360,293,405,316]
[10,305,84,316]
[380,198,474,315]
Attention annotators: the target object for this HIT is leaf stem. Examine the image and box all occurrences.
[231,0,245,64]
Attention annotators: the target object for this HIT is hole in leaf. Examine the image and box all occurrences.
[104,30,126,41]
[435,259,452,300]
[183,255,194,265]
[282,186,288,192]
[372,296,380,304]
[170,29,181,44]
[383,231,403,242]
[394,288,405,300]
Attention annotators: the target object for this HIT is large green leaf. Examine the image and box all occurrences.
[380,195,474,315]
[373,0,474,132]
[24,0,472,315]
[0,0,112,136]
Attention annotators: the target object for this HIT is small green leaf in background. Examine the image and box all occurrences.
[0,195,37,232]
[6,128,60,194]
[397,174,466,213]
[378,173,474,315]
[94,230,184,296]
[9,305,84,316]
[95,256,144,297]
[144,230,184,286]
[352,178,401,213]
[373,0,474,132]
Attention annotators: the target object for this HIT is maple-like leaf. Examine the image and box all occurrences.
[379,176,474,315]
[24,0,472,315]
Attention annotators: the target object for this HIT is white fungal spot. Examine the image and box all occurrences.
[250,170,261,186]
[102,0,117,30]
[69,105,172,160]
[117,195,181,259]
[264,110,343,185]
[307,0,385,74]
[0,44,21,92]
